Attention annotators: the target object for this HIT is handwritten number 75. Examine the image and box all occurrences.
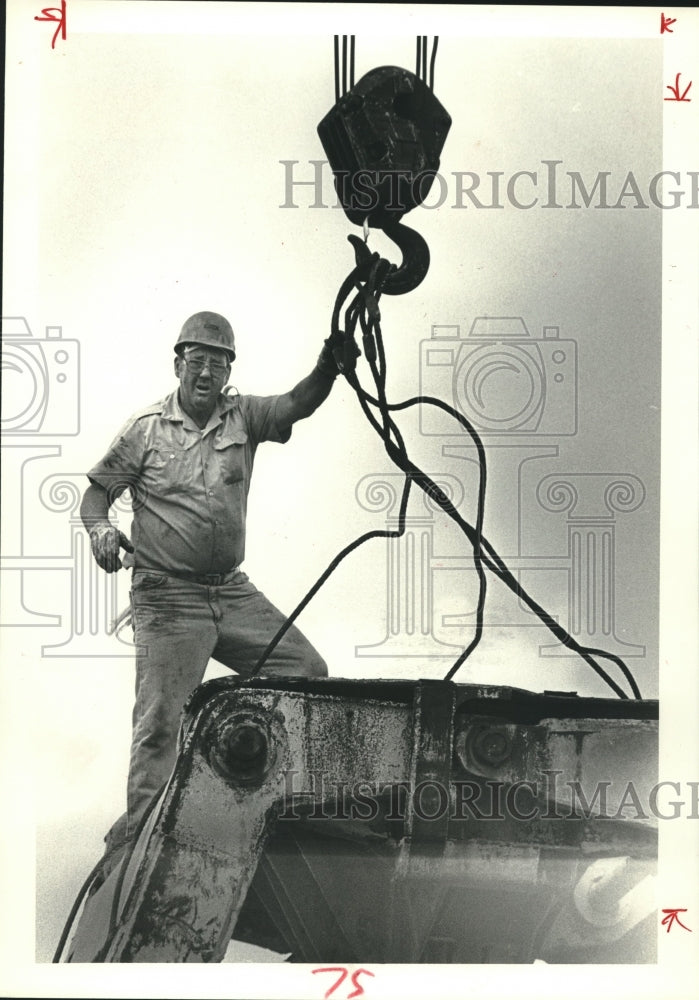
[312,967,375,999]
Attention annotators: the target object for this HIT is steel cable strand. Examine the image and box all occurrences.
[348,377,636,699]
[53,782,167,963]
[333,35,340,104]
[248,475,413,678]
[257,242,640,698]
[351,275,488,681]
[370,320,488,677]
[346,309,638,700]
[325,250,636,697]
[248,279,417,679]
[429,37,439,91]
[52,860,110,963]
[380,393,642,698]
[346,368,490,680]
[93,782,170,961]
[248,267,412,678]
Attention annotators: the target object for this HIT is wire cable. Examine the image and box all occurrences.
[52,858,109,963]
[354,284,488,679]
[250,475,413,678]
[333,252,639,698]
[249,240,641,700]
[332,258,633,697]
[354,385,641,699]
[429,37,439,90]
[93,783,168,962]
[341,263,488,679]
[250,265,413,679]
[52,784,166,963]
[342,35,347,97]
[333,35,340,104]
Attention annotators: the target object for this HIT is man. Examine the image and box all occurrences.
[81,311,339,862]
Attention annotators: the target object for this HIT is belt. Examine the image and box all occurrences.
[160,568,240,586]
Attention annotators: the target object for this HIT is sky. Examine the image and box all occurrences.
[2,3,698,998]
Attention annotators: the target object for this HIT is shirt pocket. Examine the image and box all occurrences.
[213,428,248,486]
[148,447,192,494]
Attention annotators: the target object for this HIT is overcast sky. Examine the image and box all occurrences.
[2,3,698,997]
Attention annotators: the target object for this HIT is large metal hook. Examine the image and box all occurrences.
[377,219,431,295]
[347,219,430,296]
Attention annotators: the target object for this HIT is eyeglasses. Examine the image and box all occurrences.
[182,354,230,377]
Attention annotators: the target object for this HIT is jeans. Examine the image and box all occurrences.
[123,568,327,838]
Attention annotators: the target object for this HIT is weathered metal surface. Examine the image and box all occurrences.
[405,681,456,842]
[64,677,658,963]
[316,65,452,229]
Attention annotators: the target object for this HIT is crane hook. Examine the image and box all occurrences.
[348,221,431,295]
[377,219,431,295]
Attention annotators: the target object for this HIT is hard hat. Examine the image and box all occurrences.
[175,312,236,361]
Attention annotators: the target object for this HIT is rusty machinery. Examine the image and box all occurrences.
[61,677,657,963]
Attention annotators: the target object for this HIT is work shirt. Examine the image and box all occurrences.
[87,389,291,575]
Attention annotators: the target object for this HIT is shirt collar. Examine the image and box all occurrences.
[161,389,239,433]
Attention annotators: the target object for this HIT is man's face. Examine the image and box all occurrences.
[175,346,231,422]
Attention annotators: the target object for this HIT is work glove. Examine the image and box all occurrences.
[316,334,360,377]
[316,337,341,378]
[88,522,135,573]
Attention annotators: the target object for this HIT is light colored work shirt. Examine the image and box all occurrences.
[87,389,290,575]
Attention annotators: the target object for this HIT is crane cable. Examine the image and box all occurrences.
[250,34,641,698]
[249,239,641,700]
[342,254,640,698]
[416,36,439,89]
[334,35,355,101]
[336,35,438,98]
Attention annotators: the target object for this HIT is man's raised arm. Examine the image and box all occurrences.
[275,338,343,431]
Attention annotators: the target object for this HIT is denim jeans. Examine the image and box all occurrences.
[123,568,327,838]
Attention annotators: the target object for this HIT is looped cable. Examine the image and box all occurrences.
[250,236,642,701]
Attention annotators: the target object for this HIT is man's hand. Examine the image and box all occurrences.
[316,338,341,378]
[316,335,360,378]
[276,345,347,431]
[88,522,135,573]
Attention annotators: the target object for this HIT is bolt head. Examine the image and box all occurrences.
[209,718,272,786]
[471,727,512,766]
[226,723,266,763]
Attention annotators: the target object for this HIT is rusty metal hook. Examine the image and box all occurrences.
[347,219,430,296]
[377,219,431,296]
